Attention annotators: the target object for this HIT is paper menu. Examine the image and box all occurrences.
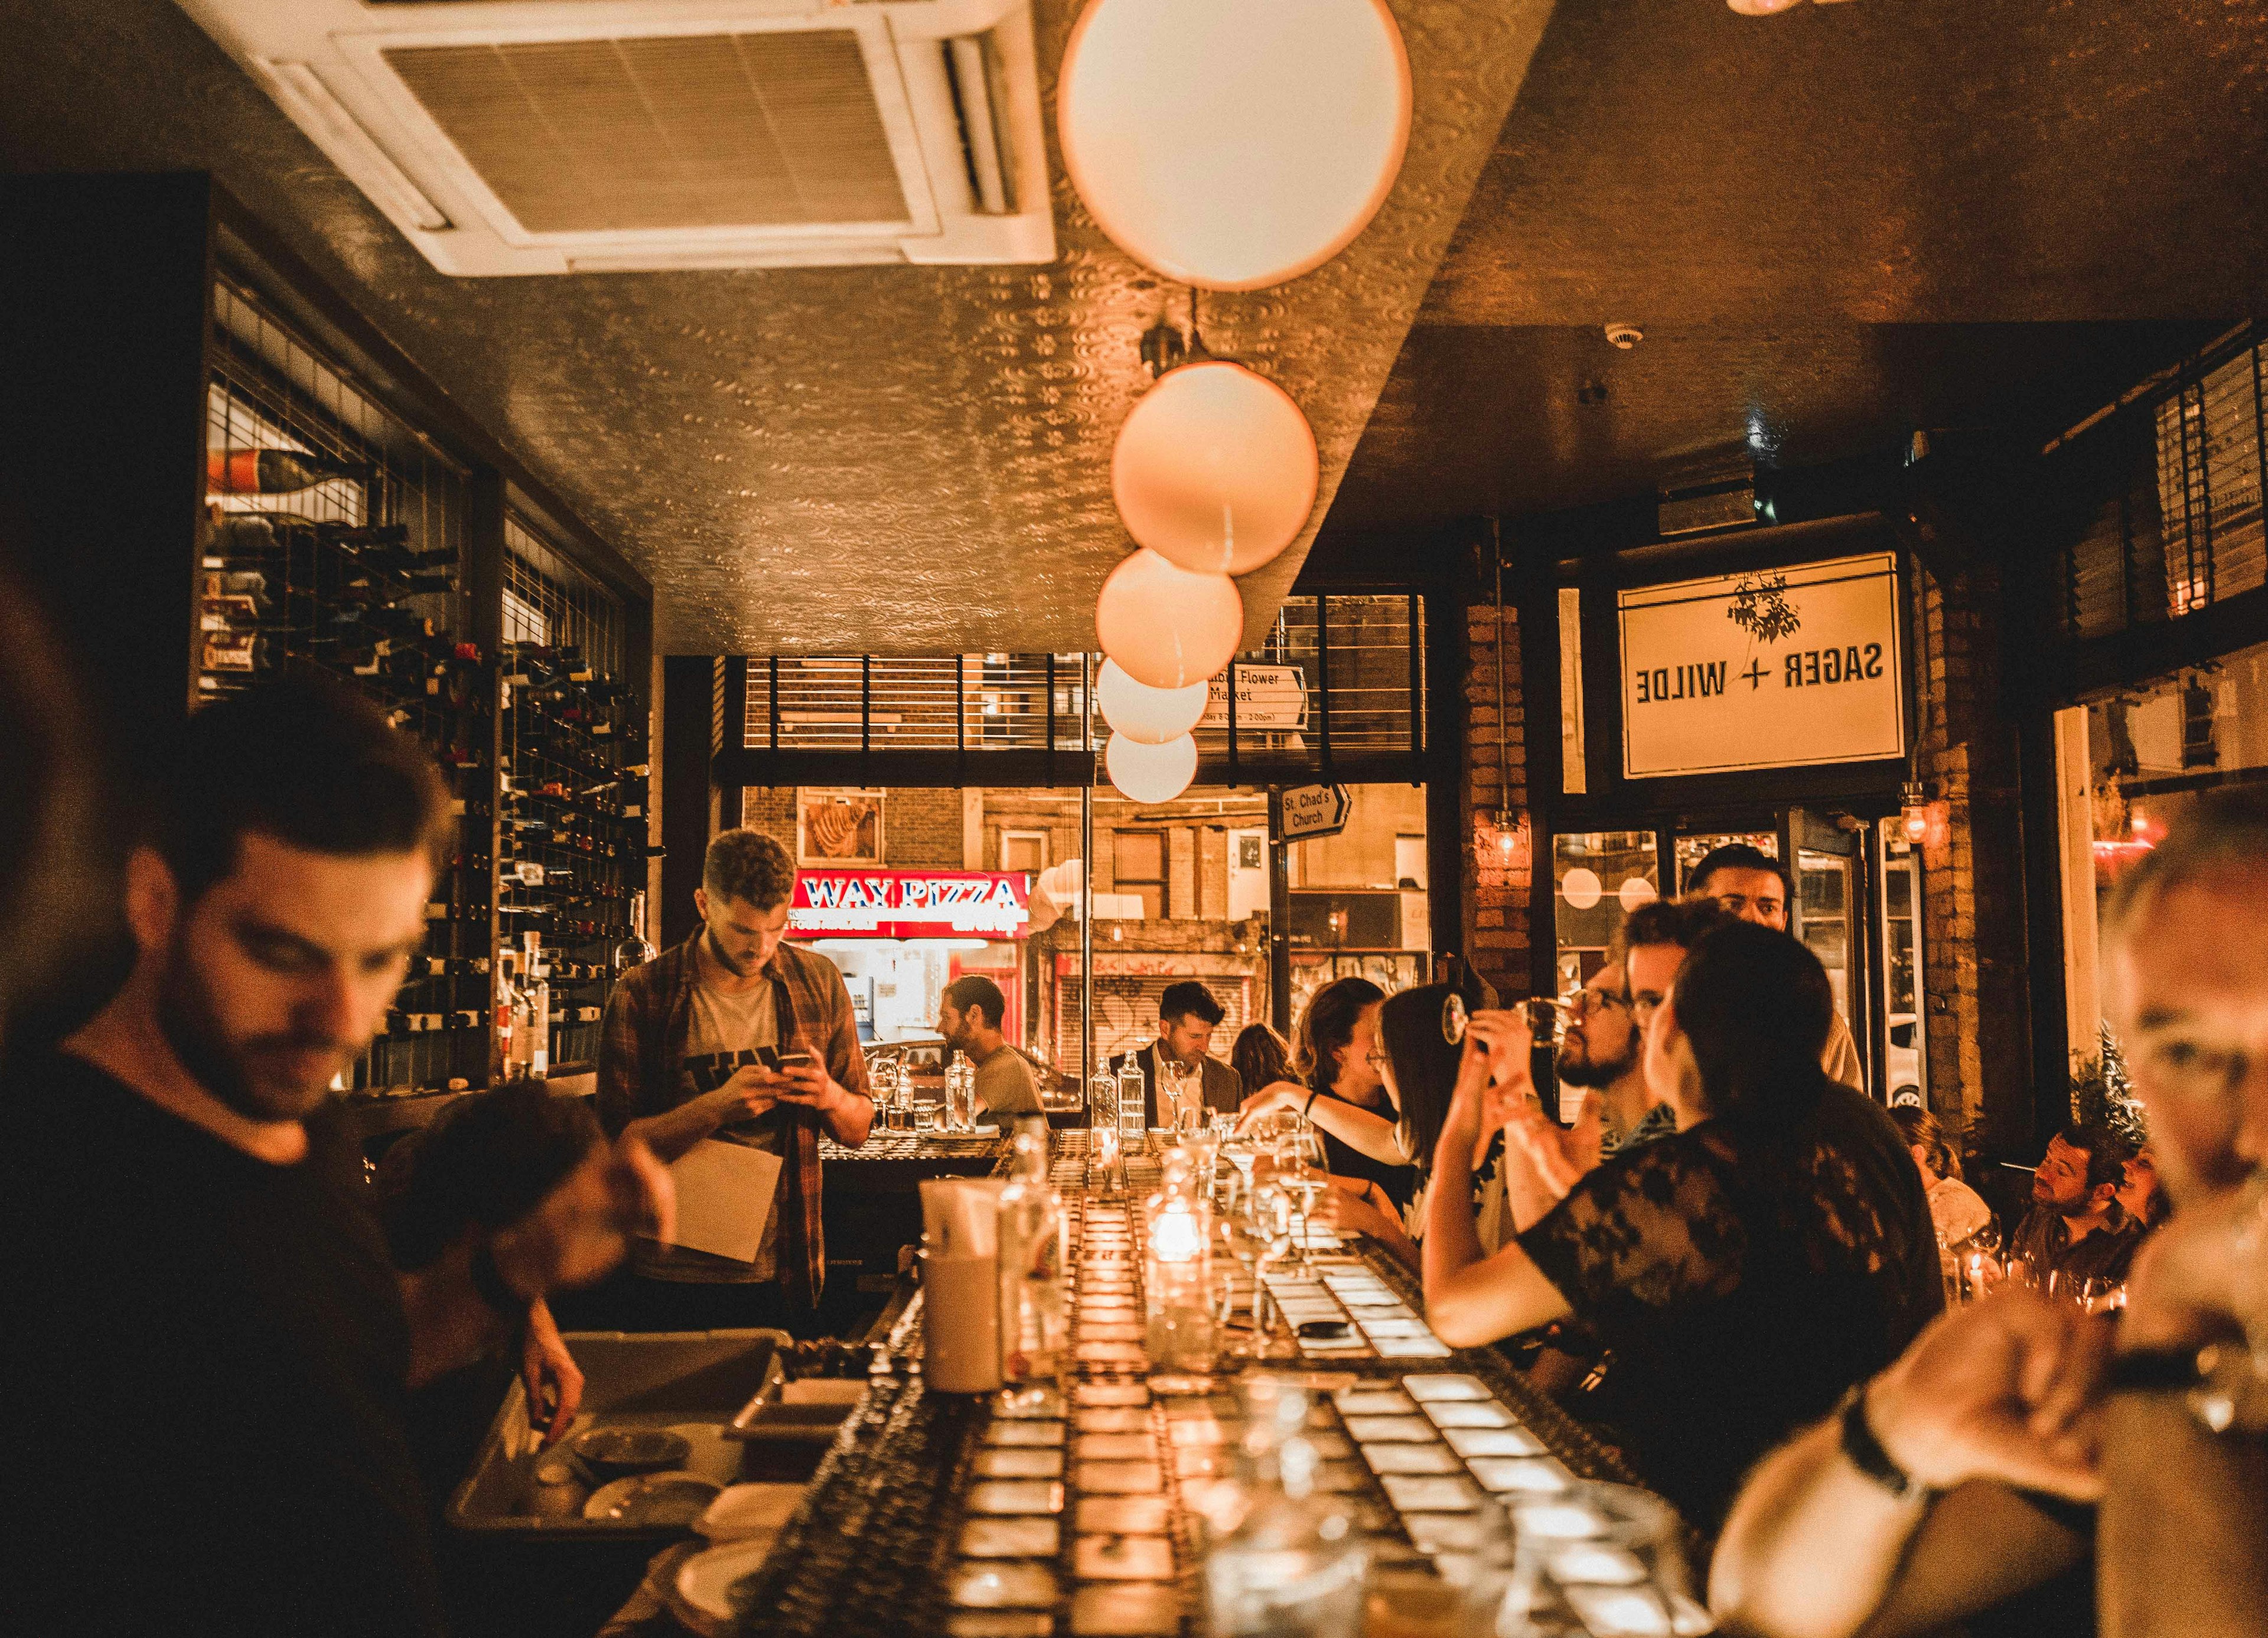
[667,1138,784,1263]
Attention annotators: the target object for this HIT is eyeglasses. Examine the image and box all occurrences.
[1570,988,1630,1017]
[1364,1048,1390,1068]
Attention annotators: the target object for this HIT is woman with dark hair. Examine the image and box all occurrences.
[1236,975,1415,1209]
[1889,1105,1993,1249]
[1227,1022,1294,1098]
[1423,921,1942,1527]
[1315,984,1469,1269]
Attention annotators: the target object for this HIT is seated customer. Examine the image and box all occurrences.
[1238,976,1415,1210]
[1318,983,1469,1271]
[1709,787,2268,1638]
[1228,1022,1295,1101]
[1107,979,1243,1125]
[1685,843,1864,1091]
[937,975,1041,1126]
[1423,921,1942,1527]
[2009,1124,2142,1291]
[2117,1144,2170,1233]
[1891,1105,1995,1251]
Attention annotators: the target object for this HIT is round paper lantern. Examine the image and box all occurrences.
[1113,361,1319,576]
[1106,732,1198,805]
[1097,659,1208,745]
[1560,867,1604,912]
[1617,875,1661,914]
[1057,0,1412,291]
[1095,549,1243,691]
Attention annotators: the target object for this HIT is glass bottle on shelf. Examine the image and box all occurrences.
[1117,1053,1148,1156]
[523,932,550,1079]
[1089,1061,1125,1199]
[996,1116,1066,1387]
[1203,1376,1368,1638]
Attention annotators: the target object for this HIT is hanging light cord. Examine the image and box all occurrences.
[1493,517,1511,831]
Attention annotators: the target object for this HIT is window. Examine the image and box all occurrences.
[2055,636,2268,1061]
[1112,831,1166,920]
[1002,830,1047,874]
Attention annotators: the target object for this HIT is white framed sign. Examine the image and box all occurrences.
[1618,551,1906,779]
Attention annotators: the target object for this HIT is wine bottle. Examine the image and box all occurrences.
[207,447,369,495]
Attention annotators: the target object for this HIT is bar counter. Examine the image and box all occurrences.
[604,1132,1665,1637]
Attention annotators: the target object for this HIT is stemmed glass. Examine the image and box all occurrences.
[1217,1181,1282,1356]
[1274,1122,1329,1271]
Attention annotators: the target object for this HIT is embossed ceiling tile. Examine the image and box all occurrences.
[0,0,1557,655]
[1419,0,2268,328]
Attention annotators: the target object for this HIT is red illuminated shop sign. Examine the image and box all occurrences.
[787,871,1031,939]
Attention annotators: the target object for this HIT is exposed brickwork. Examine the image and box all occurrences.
[884,787,967,868]
[1462,601,1530,1001]
[1911,559,2034,1155]
[738,787,797,858]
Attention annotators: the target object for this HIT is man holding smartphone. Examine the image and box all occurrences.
[595,828,872,1333]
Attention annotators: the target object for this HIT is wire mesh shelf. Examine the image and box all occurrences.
[200,270,490,1096]
[498,512,649,1074]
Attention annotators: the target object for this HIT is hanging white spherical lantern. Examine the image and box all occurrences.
[1113,361,1319,577]
[1560,867,1604,912]
[1057,0,1412,292]
[1106,732,1198,805]
[1097,659,1208,745]
[1095,549,1243,691]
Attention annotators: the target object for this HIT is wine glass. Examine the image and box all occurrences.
[1274,1127,1328,1269]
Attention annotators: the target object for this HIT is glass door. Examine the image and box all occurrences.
[1792,809,1866,1093]
[1880,839,1926,1106]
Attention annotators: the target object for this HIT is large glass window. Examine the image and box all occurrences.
[2057,635,2268,1058]
[1553,831,1660,991]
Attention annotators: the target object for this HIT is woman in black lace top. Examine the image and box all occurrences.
[1423,920,1941,1528]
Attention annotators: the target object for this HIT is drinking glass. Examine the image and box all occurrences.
[1502,1483,1707,1637]
[1275,1128,1329,1270]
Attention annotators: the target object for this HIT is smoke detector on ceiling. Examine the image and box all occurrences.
[172,0,1055,276]
[1605,323,1643,350]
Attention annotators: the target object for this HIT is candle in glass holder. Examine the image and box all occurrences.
[1144,1151,1216,1370]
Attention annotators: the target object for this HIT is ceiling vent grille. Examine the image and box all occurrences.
[172,0,1054,276]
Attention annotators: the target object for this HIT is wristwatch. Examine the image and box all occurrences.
[1837,1382,1932,1503]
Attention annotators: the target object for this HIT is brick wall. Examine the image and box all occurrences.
[885,787,967,868]
[1463,601,1531,1001]
[1911,559,2033,1155]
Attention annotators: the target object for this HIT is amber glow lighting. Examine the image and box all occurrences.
[1097,658,1208,745]
[1106,732,1199,805]
[1057,0,1413,291]
[1095,549,1243,691]
[1113,360,1319,576]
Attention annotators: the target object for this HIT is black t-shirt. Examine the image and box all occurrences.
[1517,1078,1943,1529]
[0,1050,445,1637]
[1314,1087,1417,1212]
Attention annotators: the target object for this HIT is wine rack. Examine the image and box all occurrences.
[497,514,652,1074]
[198,272,496,1098]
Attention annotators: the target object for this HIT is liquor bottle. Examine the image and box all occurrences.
[1116,1054,1148,1157]
[1089,1063,1125,1199]
[524,933,550,1078]
[996,1117,1067,1387]
[1203,1377,1368,1638]
[494,952,521,1074]
[207,447,369,494]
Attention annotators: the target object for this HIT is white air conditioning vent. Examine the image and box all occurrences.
[172,0,1055,275]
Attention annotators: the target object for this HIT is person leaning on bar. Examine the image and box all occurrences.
[0,679,669,1638]
[1423,921,1943,1529]
[590,826,873,1337]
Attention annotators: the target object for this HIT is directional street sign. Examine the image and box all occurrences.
[1279,782,1352,841]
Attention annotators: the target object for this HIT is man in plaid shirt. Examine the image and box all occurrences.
[597,828,872,1331]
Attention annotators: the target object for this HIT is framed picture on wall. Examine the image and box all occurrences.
[798,788,883,867]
